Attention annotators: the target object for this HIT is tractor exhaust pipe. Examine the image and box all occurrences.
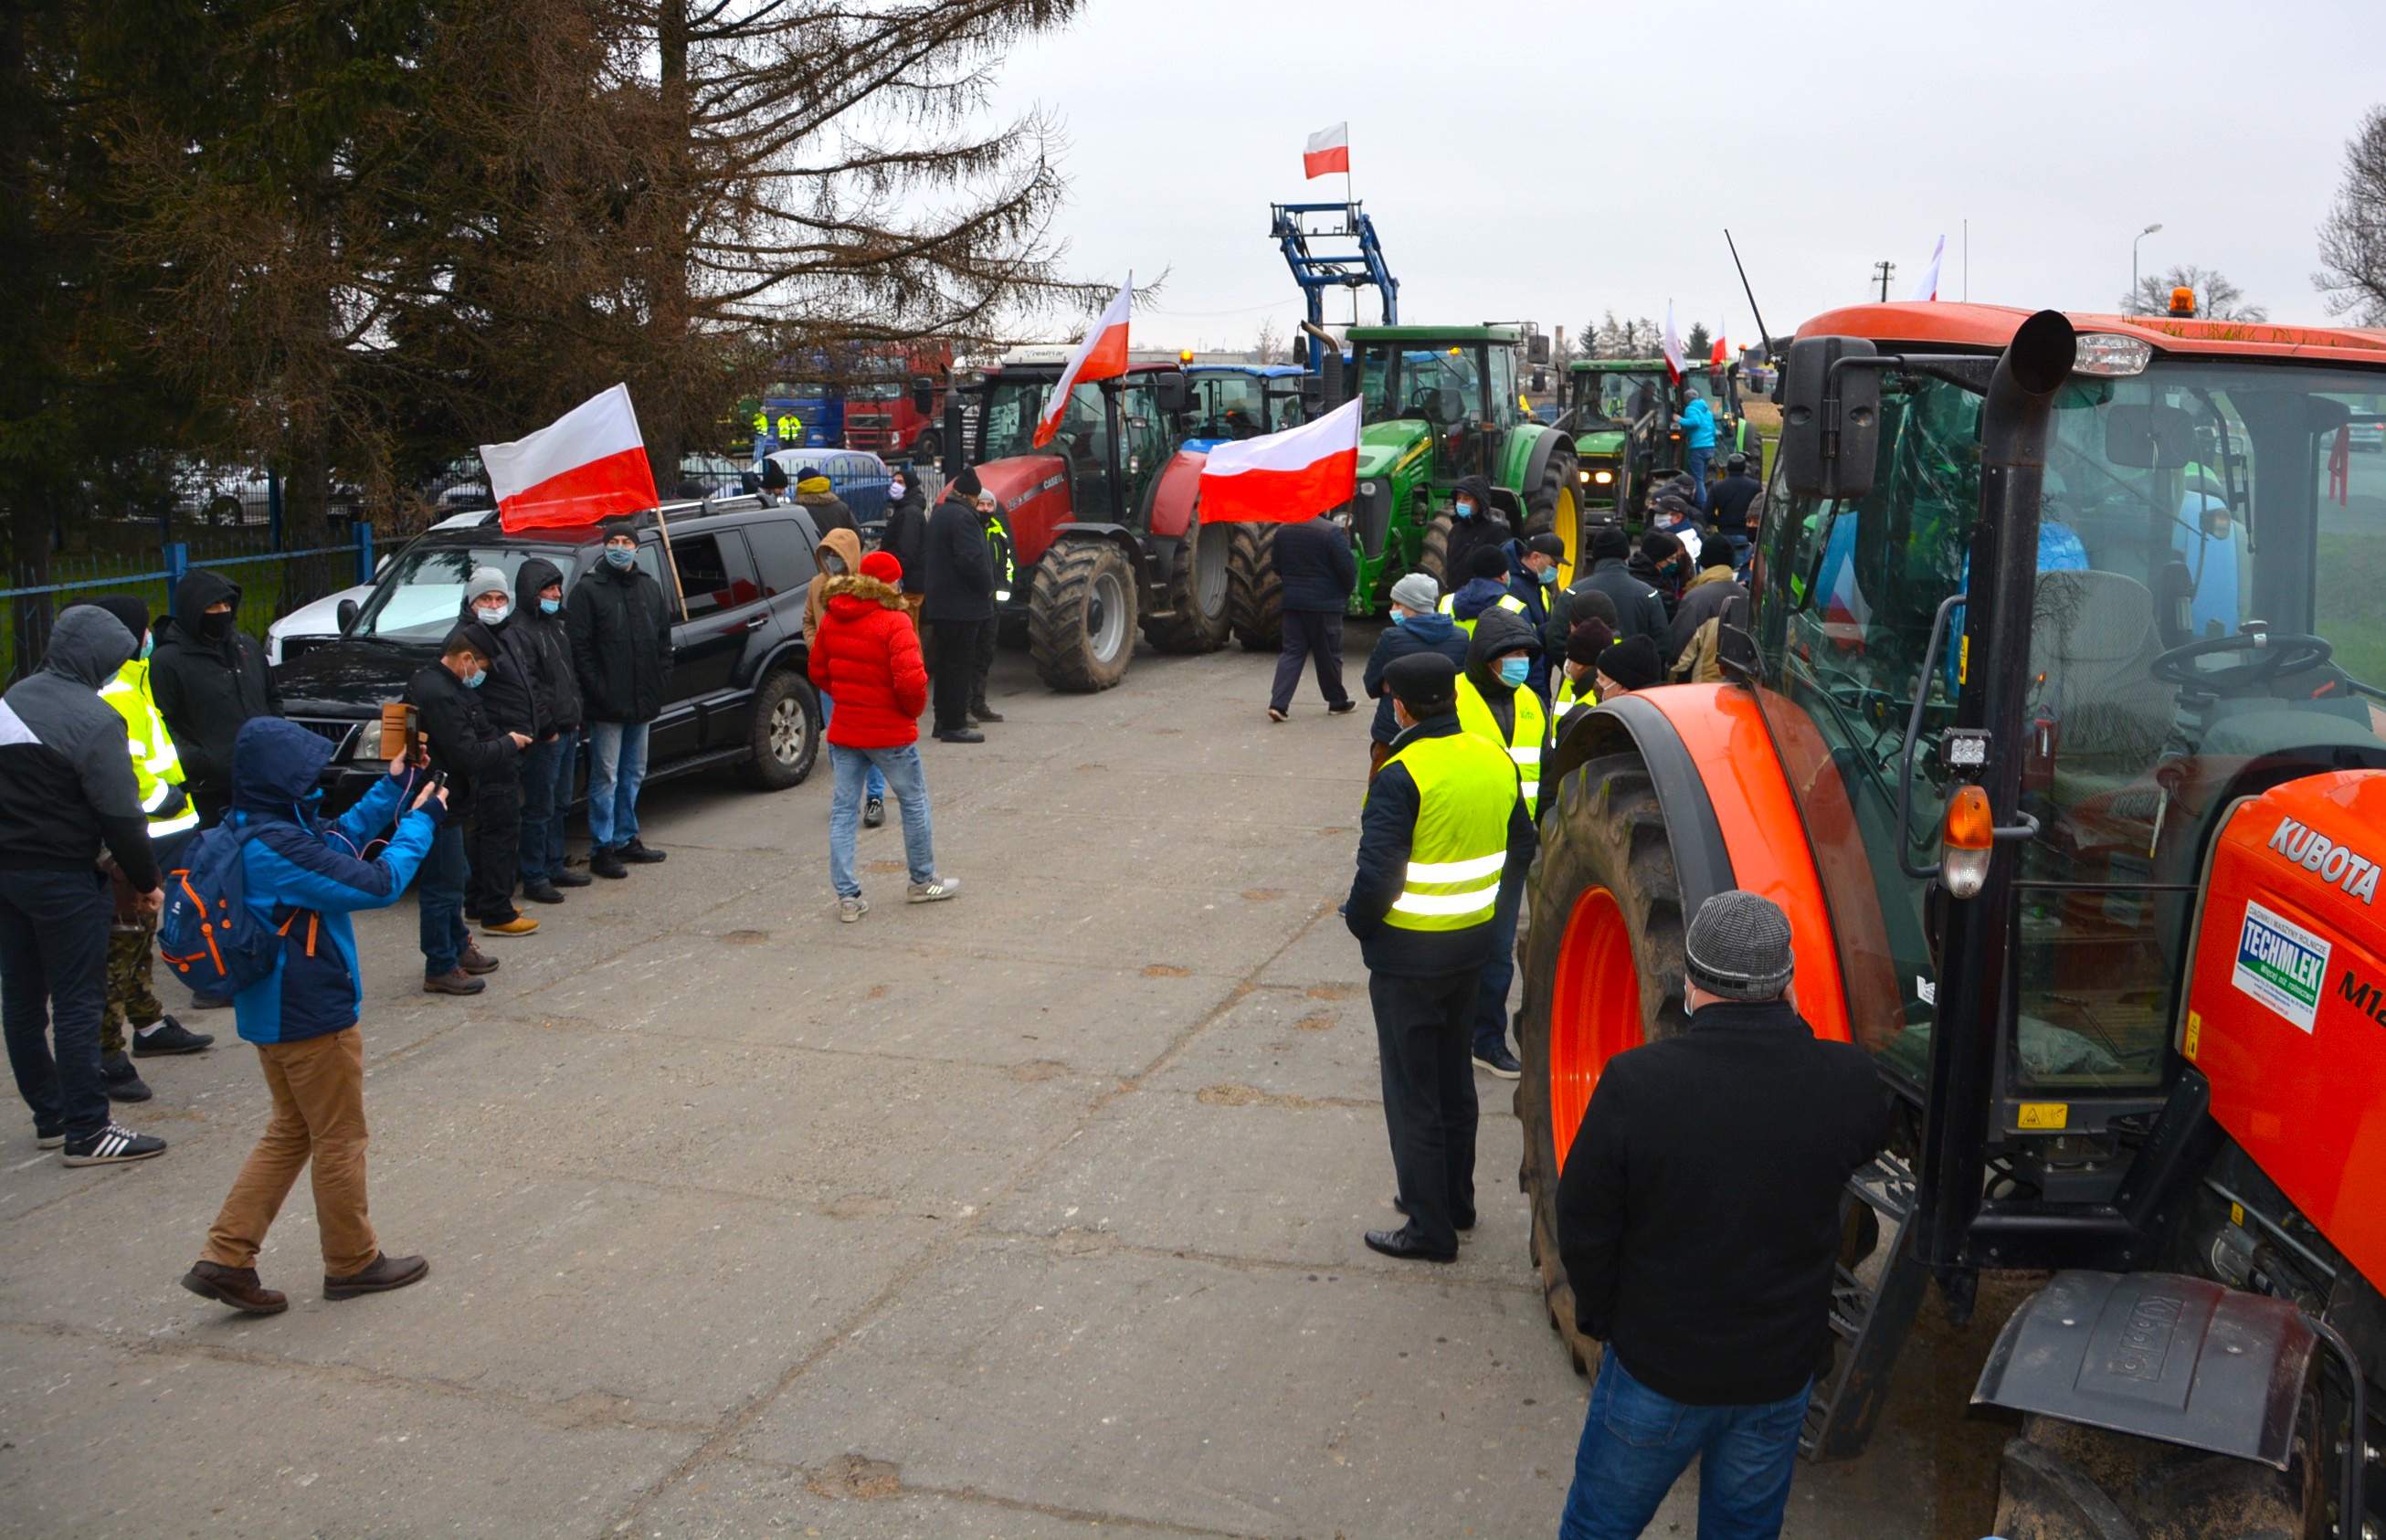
[1300,322,1345,411]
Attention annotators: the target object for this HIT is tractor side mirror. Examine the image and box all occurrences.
[1526,334,1551,365]
[336,597,359,632]
[1153,372,1190,415]
[911,375,935,415]
[2102,404,2198,469]
[1778,335,1881,501]
[1530,368,1548,394]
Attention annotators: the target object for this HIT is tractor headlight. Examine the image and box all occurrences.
[1578,469,1591,482]
[1359,481,1378,500]
[1592,469,1614,486]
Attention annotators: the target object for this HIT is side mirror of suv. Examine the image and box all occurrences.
[336,597,360,632]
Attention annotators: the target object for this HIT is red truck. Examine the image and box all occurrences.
[841,342,952,463]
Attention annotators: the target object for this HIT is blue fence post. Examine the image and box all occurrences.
[352,522,375,586]
[268,469,284,550]
[164,543,189,614]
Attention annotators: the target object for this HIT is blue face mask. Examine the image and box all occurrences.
[1453,501,1476,521]
[605,545,635,570]
[539,597,561,616]
[1389,611,1409,628]
[462,668,485,690]
[1537,564,1558,585]
[1497,656,1530,687]
[140,633,153,660]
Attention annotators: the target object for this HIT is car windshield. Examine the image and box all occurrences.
[981,377,1099,459]
[353,544,571,644]
[1356,343,1483,425]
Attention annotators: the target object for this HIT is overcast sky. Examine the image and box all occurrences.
[982,0,2379,349]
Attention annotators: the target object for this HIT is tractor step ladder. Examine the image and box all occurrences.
[1803,1152,1931,1461]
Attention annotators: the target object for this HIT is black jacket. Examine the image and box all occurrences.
[455,596,541,740]
[1631,546,1687,619]
[1344,713,1532,978]
[0,605,156,890]
[883,481,929,595]
[1558,998,1891,1406]
[511,557,583,734]
[1361,612,1471,745]
[1568,559,1671,649]
[921,493,995,622]
[1709,472,1762,535]
[1665,566,1748,667]
[1499,541,1557,697]
[1270,515,1358,614]
[150,570,281,813]
[1440,475,1511,585]
[797,487,855,541]
[566,556,672,724]
[405,656,519,802]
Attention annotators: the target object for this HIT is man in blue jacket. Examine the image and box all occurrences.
[1361,573,1470,776]
[179,719,447,1316]
[1676,384,1717,512]
[1503,533,1566,701]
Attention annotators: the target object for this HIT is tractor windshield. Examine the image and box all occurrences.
[1578,369,1667,427]
[1189,374,1269,439]
[1357,343,1484,427]
[980,377,1101,460]
[1758,357,2386,1105]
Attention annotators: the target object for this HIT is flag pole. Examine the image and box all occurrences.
[649,498,691,621]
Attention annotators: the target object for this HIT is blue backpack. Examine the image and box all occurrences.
[159,822,300,997]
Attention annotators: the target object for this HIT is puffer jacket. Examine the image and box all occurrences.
[225,718,440,1046]
[808,571,929,748]
[803,526,865,648]
[512,557,582,734]
[566,554,672,723]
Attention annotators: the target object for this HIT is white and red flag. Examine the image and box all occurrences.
[1709,334,1728,368]
[1304,122,1350,180]
[1660,301,1686,384]
[1198,396,1361,524]
[481,384,659,531]
[1909,235,1946,301]
[1033,278,1133,449]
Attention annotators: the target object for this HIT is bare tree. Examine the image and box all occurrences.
[2317,105,2386,326]
[1253,315,1285,365]
[2120,263,2267,322]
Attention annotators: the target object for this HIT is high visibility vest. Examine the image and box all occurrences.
[1456,673,1549,817]
[100,659,198,839]
[984,512,1017,602]
[1555,670,1598,713]
[1377,731,1518,933]
[1437,591,1526,637]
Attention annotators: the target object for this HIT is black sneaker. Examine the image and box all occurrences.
[589,846,628,880]
[1327,700,1358,715]
[863,796,886,828]
[520,882,566,904]
[619,839,667,864]
[969,703,1005,723]
[550,869,594,889]
[934,728,985,744]
[1473,1043,1523,1079]
[100,1052,153,1102]
[61,1123,166,1166]
[35,1125,63,1150]
[132,1017,214,1056]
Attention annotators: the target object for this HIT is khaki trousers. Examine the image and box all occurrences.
[202,1026,378,1276]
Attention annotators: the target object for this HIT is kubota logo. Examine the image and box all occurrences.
[2267,817,2381,905]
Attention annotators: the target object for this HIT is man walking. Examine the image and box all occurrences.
[0,606,169,1164]
[921,469,993,744]
[512,559,587,902]
[1675,383,1717,512]
[406,629,522,995]
[1454,609,1547,1080]
[458,569,540,933]
[568,518,673,877]
[1557,891,1889,1538]
[1346,653,1528,1263]
[178,719,449,1316]
[810,551,959,921]
[148,571,280,830]
[1361,573,1470,776]
[1265,511,1357,723]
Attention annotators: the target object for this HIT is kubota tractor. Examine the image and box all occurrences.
[1519,301,2386,1535]
[944,350,1230,691]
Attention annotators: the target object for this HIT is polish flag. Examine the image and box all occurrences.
[1909,235,1945,302]
[1304,122,1350,180]
[482,385,659,531]
[1033,278,1133,449]
[1198,396,1361,524]
[1709,335,1728,368]
[1661,301,1686,384]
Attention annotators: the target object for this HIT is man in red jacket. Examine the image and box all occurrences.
[808,551,960,922]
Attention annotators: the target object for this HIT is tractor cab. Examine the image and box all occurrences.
[1352,327,1526,490]
[1181,364,1309,452]
[1560,359,1673,522]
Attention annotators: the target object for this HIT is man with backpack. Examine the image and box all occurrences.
[177,717,448,1315]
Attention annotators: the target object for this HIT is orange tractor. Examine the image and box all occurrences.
[1517,301,2386,1535]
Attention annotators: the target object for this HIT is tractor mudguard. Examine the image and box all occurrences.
[1974,1271,2316,1470]
[1557,695,1736,918]
[1515,424,1574,501]
[1145,448,1205,542]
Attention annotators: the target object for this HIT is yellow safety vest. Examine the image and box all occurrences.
[984,512,1017,602]
[1437,591,1526,637]
[1555,670,1598,712]
[1378,731,1518,933]
[100,659,198,839]
[1456,673,1549,817]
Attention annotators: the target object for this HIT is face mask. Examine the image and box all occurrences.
[477,600,511,626]
[1389,611,1409,628]
[822,554,847,575]
[888,480,905,500]
[140,633,153,660]
[1453,501,1475,521]
[977,501,998,518]
[462,667,485,690]
[1537,565,1558,585]
[605,545,635,570]
[200,610,235,639]
[539,597,561,616]
[1498,657,1530,688]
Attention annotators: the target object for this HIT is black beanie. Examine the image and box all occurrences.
[951,467,983,499]
[1590,525,1630,562]
[88,595,151,645]
[1601,633,1664,691]
[1466,544,1509,580]
[1567,617,1614,667]
[1700,542,1738,571]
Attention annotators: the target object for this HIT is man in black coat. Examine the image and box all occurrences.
[455,569,540,933]
[1707,451,1763,569]
[920,468,994,744]
[1557,891,1889,1539]
[404,629,525,994]
[566,519,673,878]
[149,570,281,829]
[511,557,586,903]
[1439,474,1510,589]
[1264,512,1357,722]
[882,469,929,598]
[1554,525,1670,651]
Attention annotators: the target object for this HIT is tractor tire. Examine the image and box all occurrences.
[1990,1411,2318,1540]
[1029,537,1137,692]
[1144,521,1231,654]
[1226,522,1283,653]
[1419,512,1454,587]
[1523,444,1580,538]
[1514,749,1692,1380]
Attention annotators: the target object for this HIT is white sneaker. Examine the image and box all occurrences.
[838,896,869,923]
[906,876,961,903]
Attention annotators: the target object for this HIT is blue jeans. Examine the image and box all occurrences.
[828,744,934,898]
[1472,871,1524,1058]
[586,720,649,849]
[517,729,576,883]
[417,821,470,977]
[1684,447,1713,512]
[0,869,112,1140]
[1559,1348,1810,1540]
[818,697,885,799]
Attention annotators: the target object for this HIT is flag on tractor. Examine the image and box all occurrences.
[1034,278,1133,449]
[1661,301,1686,384]
[1909,235,1946,301]
[1304,122,1350,179]
[482,385,659,531]
[1198,397,1361,523]
[1709,334,1728,368]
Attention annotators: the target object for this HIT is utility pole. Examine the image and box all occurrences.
[1873,260,1896,301]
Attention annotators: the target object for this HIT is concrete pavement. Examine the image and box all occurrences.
[0,628,2005,1536]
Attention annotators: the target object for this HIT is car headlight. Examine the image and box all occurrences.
[1592,469,1614,486]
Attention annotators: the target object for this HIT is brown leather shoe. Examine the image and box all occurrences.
[458,943,501,976]
[481,913,539,936]
[422,968,485,996]
[324,1252,429,1301]
[181,1260,289,1315]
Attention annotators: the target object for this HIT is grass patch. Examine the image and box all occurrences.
[2317,531,2386,685]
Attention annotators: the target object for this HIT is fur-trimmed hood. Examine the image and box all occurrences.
[824,572,907,613]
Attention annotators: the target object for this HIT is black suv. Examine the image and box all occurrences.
[273,497,825,807]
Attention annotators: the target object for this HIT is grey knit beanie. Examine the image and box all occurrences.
[465,565,511,603]
[1389,573,1440,613]
[1684,890,1795,1002]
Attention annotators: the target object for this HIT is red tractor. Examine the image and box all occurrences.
[1519,301,2386,1535]
[945,350,1230,691]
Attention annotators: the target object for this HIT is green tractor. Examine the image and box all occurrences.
[1557,355,1762,529]
[1227,323,1580,649]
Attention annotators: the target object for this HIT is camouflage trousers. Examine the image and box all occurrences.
[100,908,164,1057]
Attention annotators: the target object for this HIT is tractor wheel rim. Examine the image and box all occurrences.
[1548,885,1642,1175]
[1555,483,1579,586]
[1090,571,1126,660]
[768,697,805,763]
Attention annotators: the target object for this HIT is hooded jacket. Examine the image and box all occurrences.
[1460,607,1546,754]
[1501,540,1557,696]
[149,570,280,814]
[512,557,583,734]
[922,490,996,623]
[803,526,865,649]
[456,590,541,740]
[1361,610,1471,745]
[0,606,156,889]
[795,474,856,540]
[808,571,929,748]
[1440,475,1512,586]
[566,549,673,723]
[224,718,441,1045]
[1665,564,1747,667]
[882,478,930,595]
[404,645,520,802]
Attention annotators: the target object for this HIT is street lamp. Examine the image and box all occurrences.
[2133,222,2164,310]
